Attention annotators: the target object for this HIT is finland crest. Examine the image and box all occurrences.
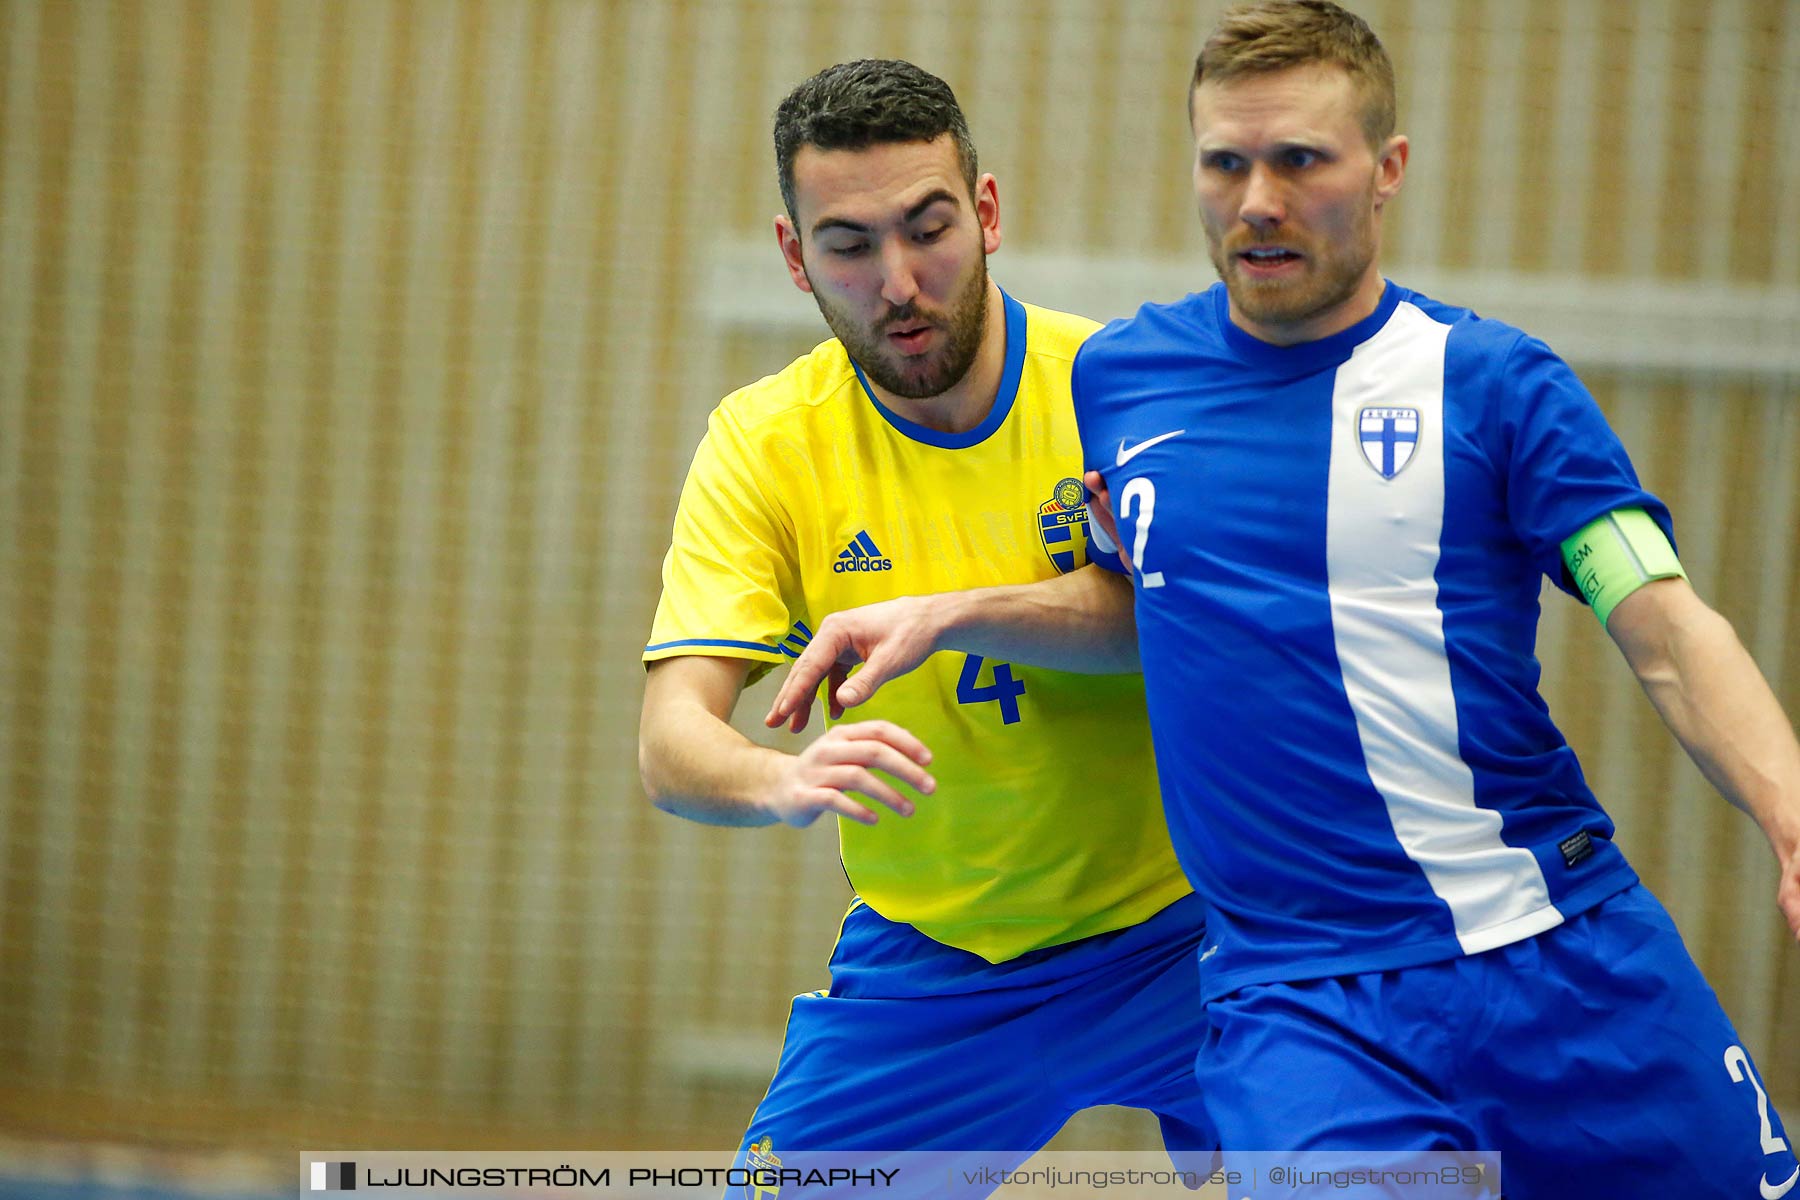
[1037,476,1093,573]
[1358,406,1420,479]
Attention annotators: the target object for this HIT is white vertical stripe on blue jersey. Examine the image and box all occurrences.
[1326,300,1561,955]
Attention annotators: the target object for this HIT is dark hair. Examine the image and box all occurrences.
[1191,0,1396,149]
[774,59,979,220]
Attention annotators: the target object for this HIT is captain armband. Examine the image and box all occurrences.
[1559,508,1686,627]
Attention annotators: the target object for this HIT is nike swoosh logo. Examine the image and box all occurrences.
[1763,1165,1798,1200]
[1116,429,1185,466]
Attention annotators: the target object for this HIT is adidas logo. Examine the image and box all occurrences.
[832,530,894,574]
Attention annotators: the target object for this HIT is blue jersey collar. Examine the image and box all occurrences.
[1211,279,1404,373]
[850,288,1027,449]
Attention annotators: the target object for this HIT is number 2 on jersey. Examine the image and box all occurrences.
[1120,477,1164,587]
[956,654,1025,725]
[1723,1044,1797,1199]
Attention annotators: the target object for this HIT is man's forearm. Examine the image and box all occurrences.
[640,697,788,827]
[932,565,1139,673]
[1611,580,1800,939]
[1616,588,1800,859]
[763,566,1140,730]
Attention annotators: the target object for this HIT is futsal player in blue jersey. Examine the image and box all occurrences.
[768,6,1800,1197]
[639,60,1217,1194]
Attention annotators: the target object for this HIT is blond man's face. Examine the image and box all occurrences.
[1190,63,1405,345]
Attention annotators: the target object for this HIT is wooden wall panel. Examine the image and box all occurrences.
[0,0,1792,1150]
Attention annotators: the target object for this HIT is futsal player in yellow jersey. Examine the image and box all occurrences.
[639,61,1213,1186]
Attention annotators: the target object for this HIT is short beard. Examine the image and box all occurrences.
[1206,185,1377,332]
[810,257,990,400]
[1209,233,1373,330]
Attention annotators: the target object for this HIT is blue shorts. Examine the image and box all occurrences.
[731,893,1215,1195]
[1196,884,1796,1199]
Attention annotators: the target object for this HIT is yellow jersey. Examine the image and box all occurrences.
[645,291,1189,962]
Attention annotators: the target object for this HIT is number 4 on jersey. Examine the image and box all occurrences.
[956,654,1025,725]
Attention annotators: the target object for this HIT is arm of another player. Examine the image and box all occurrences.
[640,654,936,828]
[1605,578,1800,941]
[764,473,1137,734]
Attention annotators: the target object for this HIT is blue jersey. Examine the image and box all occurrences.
[1073,281,1673,1000]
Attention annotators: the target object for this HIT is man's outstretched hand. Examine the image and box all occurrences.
[765,594,943,733]
[766,473,1132,734]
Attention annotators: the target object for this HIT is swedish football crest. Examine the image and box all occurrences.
[744,1135,782,1199]
[1037,476,1093,574]
[1358,406,1420,479]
